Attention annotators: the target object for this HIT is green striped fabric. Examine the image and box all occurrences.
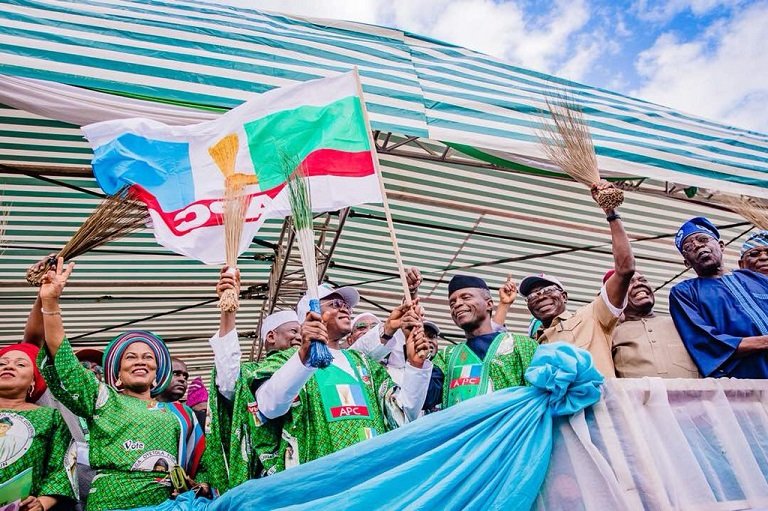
[0,0,766,196]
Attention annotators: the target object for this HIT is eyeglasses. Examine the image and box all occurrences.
[321,298,351,311]
[681,234,714,254]
[525,285,562,302]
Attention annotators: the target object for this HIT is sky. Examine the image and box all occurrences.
[221,0,768,134]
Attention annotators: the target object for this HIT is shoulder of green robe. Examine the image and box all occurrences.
[245,347,300,382]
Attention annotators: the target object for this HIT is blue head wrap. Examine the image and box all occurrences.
[675,217,719,254]
[103,330,172,397]
[740,230,768,259]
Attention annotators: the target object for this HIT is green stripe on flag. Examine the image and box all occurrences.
[244,95,370,190]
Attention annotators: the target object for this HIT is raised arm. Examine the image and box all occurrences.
[594,182,635,309]
[37,259,103,418]
[23,254,58,347]
[493,275,517,328]
[209,266,242,401]
[39,257,75,356]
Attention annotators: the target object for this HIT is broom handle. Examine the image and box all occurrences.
[353,67,412,306]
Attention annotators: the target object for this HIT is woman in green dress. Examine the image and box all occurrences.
[0,342,76,511]
[36,259,209,511]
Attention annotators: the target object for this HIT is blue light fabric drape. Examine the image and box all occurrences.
[122,343,603,511]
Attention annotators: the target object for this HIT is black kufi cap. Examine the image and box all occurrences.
[448,275,489,296]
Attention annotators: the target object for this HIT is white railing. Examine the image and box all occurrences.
[538,378,768,510]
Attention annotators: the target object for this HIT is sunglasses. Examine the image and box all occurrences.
[525,285,562,302]
[321,298,351,311]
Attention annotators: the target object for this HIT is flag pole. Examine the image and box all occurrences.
[353,67,412,306]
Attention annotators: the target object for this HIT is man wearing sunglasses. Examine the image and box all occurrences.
[519,184,636,378]
[209,273,432,483]
[345,312,382,348]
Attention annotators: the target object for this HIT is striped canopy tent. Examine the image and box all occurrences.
[1,0,766,382]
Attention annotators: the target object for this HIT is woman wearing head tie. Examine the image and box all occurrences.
[36,258,208,511]
[0,342,76,511]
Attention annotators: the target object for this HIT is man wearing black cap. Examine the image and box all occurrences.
[670,217,768,378]
[423,275,539,411]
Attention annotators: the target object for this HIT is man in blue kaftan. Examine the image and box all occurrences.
[669,217,768,378]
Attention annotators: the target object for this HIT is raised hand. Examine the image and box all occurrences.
[383,302,411,337]
[39,257,74,303]
[216,265,241,298]
[498,274,517,305]
[400,302,424,339]
[405,267,422,299]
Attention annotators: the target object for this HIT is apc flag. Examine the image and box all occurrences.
[82,71,380,264]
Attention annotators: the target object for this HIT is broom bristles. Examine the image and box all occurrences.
[283,151,318,298]
[26,187,148,285]
[718,194,768,230]
[538,95,600,186]
[211,132,258,312]
[209,133,240,178]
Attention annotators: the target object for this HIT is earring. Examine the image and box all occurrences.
[151,378,158,389]
[27,383,35,398]
[115,377,123,388]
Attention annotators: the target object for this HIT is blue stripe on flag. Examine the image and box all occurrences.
[92,133,195,210]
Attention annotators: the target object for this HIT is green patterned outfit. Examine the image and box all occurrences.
[39,338,193,511]
[218,347,400,487]
[0,407,76,504]
[432,332,538,409]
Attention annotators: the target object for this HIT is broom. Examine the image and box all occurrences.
[25,187,148,286]
[718,194,768,230]
[538,95,624,210]
[283,151,333,369]
[208,133,258,312]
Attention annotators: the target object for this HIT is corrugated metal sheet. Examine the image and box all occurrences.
[0,0,767,196]
[0,1,763,384]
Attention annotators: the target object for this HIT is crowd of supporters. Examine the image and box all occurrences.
[3,183,768,510]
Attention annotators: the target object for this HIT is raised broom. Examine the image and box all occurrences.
[25,186,148,285]
[718,194,768,230]
[208,133,258,313]
[538,95,624,210]
[283,151,334,368]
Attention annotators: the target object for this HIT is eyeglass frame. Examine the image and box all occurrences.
[525,284,563,302]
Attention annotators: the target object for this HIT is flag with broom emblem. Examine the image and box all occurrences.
[82,71,381,265]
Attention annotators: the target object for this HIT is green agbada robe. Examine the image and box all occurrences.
[432,332,539,409]
[0,407,76,503]
[221,347,401,487]
[39,338,194,511]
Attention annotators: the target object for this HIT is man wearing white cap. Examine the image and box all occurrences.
[345,312,381,348]
[213,278,432,481]
[261,310,301,354]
